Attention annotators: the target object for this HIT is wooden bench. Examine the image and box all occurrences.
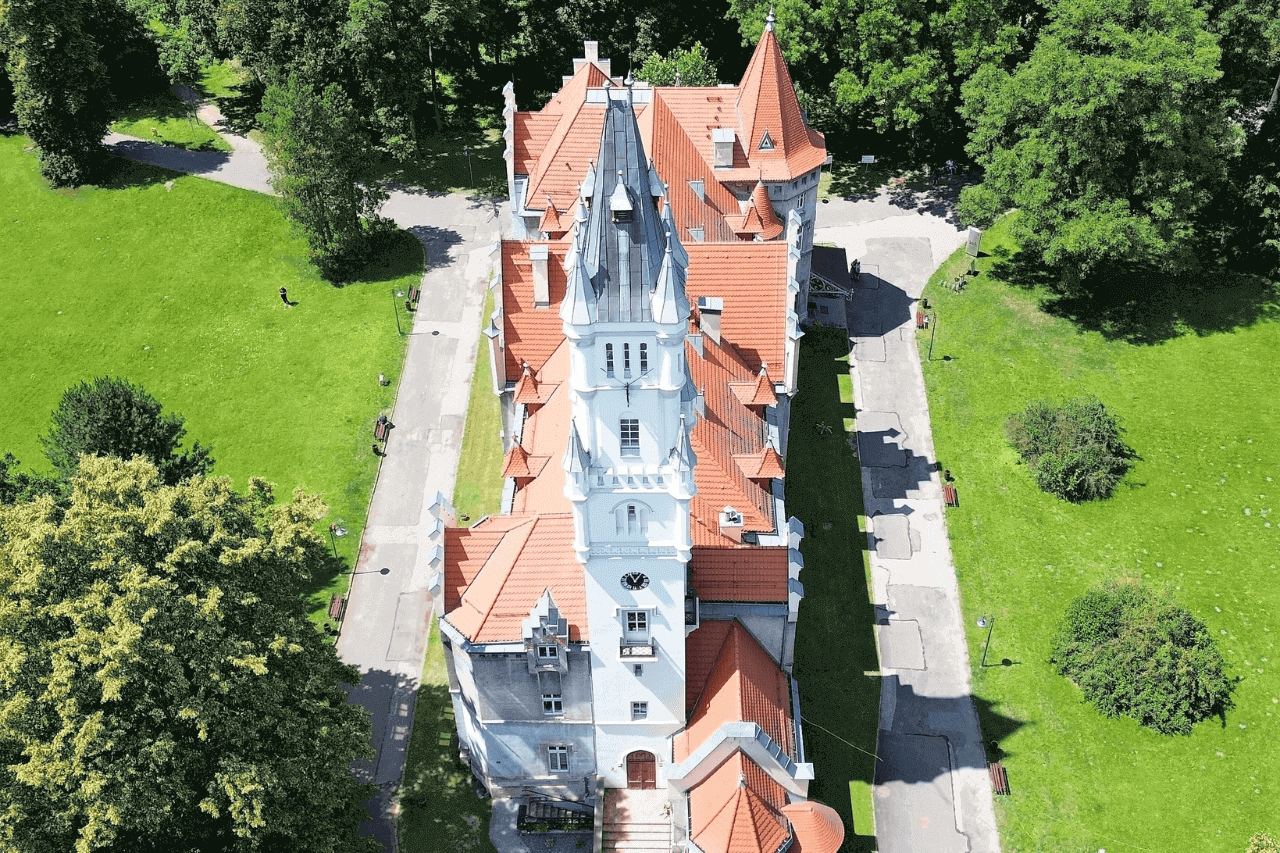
[374,419,390,441]
[989,762,1010,795]
[943,483,958,507]
[408,286,421,306]
[916,310,928,329]
[328,595,347,621]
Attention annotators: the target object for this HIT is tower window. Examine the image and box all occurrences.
[626,611,648,636]
[632,702,648,720]
[547,746,569,772]
[615,503,649,537]
[623,343,631,377]
[620,418,640,456]
[639,343,648,374]
[543,693,563,715]
[605,343,615,377]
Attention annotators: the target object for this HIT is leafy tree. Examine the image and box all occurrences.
[958,0,1239,281]
[638,42,719,86]
[0,0,111,186]
[1239,109,1280,273]
[260,65,392,281]
[0,457,376,852]
[1005,396,1130,502]
[1248,832,1280,853]
[342,0,433,158]
[121,0,223,83]
[1051,581,1235,735]
[42,376,214,486]
[0,453,59,506]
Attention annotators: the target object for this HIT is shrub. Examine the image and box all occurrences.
[1005,396,1130,501]
[1247,833,1279,853]
[1051,581,1234,735]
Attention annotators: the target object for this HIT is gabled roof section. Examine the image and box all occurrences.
[686,243,788,374]
[513,362,544,405]
[501,443,550,479]
[444,513,584,643]
[501,240,568,379]
[511,342,573,515]
[686,620,736,712]
[677,621,793,762]
[689,546,788,602]
[734,444,785,480]
[781,802,845,853]
[729,364,779,408]
[689,751,790,853]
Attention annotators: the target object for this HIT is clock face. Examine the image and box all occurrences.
[621,572,650,591]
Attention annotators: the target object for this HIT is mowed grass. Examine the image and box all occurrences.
[0,134,418,620]
[452,287,504,525]
[919,214,1280,852]
[399,617,498,853]
[788,326,880,848]
[111,89,232,153]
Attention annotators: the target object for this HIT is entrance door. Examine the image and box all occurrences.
[626,751,656,789]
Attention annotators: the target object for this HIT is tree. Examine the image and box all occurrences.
[1247,833,1280,853]
[637,42,719,87]
[958,0,1239,282]
[260,65,391,281]
[42,376,214,486]
[121,0,223,83]
[1239,109,1280,273]
[1051,581,1234,735]
[0,453,58,506]
[1005,396,1131,502]
[0,0,111,186]
[0,456,377,853]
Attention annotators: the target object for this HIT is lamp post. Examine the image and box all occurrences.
[391,287,405,335]
[976,615,995,668]
[329,522,347,558]
[928,313,939,361]
[463,145,474,184]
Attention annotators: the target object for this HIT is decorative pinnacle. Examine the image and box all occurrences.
[624,68,634,87]
[765,7,775,31]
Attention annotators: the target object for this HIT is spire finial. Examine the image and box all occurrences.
[674,70,681,86]
[765,7,775,31]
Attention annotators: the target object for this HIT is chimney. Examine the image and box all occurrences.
[530,244,549,307]
[584,41,598,62]
[718,506,744,543]
[711,128,735,168]
[698,296,723,345]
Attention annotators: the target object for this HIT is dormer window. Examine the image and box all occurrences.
[759,130,775,150]
[538,644,558,660]
[610,171,632,222]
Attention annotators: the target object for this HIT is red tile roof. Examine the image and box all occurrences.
[729,365,779,408]
[677,621,793,761]
[689,751,790,853]
[501,443,550,479]
[511,342,572,515]
[734,444,785,480]
[444,513,585,642]
[685,621,736,713]
[501,240,568,379]
[781,802,845,853]
[750,183,784,240]
[689,546,788,602]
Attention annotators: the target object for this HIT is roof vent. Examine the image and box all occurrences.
[610,171,632,222]
[718,505,744,543]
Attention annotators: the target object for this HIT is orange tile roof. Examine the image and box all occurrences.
[734,444,785,480]
[501,240,569,379]
[444,513,585,642]
[647,93,742,243]
[514,113,560,176]
[501,443,550,480]
[677,622,792,761]
[685,621,736,712]
[729,365,779,408]
[689,546,788,602]
[781,802,845,853]
[689,751,790,853]
[750,183,784,240]
[511,342,572,515]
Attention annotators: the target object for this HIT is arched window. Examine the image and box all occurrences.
[639,343,648,374]
[614,502,650,537]
[620,418,640,457]
[605,343,615,377]
[623,343,632,377]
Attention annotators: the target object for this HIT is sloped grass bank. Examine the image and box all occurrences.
[0,136,417,621]
[789,326,880,847]
[919,215,1280,852]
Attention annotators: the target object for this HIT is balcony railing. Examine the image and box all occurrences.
[619,640,656,658]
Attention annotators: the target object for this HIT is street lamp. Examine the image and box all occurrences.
[976,615,995,668]
[391,287,405,335]
[329,522,347,558]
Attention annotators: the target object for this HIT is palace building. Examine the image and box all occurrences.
[428,17,845,853]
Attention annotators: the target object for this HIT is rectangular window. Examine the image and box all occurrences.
[625,610,648,638]
[633,664,644,676]
[537,645,558,659]
[632,702,648,720]
[620,418,640,457]
[639,343,648,374]
[543,694,563,715]
[548,746,569,772]
[623,343,631,377]
[605,343,615,377]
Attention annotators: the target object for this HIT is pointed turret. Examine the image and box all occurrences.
[651,240,691,326]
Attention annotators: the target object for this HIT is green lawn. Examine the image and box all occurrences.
[111,88,232,153]
[0,134,418,621]
[789,326,880,847]
[399,617,498,853]
[452,287,504,525]
[370,129,505,196]
[919,215,1280,851]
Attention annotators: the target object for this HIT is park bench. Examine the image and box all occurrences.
[374,416,390,442]
[328,595,347,621]
[408,286,421,307]
[989,762,1010,796]
[943,483,959,507]
[916,311,929,329]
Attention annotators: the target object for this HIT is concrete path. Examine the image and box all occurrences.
[101,95,504,851]
[815,186,1002,853]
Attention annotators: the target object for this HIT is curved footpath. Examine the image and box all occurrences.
[815,193,1001,853]
[102,100,501,851]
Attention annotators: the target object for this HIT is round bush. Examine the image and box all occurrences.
[1005,396,1130,501]
[1051,581,1234,735]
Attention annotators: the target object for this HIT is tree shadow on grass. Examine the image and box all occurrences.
[341,228,427,286]
[991,250,1280,345]
[94,152,185,191]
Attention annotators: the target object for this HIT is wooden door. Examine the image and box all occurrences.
[626,751,656,789]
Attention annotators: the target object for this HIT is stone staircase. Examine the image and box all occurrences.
[602,789,670,853]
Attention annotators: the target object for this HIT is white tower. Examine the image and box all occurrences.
[560,80,696,789]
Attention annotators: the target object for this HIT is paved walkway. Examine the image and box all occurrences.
[101,94,503,851]
[815,188,1002,853]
